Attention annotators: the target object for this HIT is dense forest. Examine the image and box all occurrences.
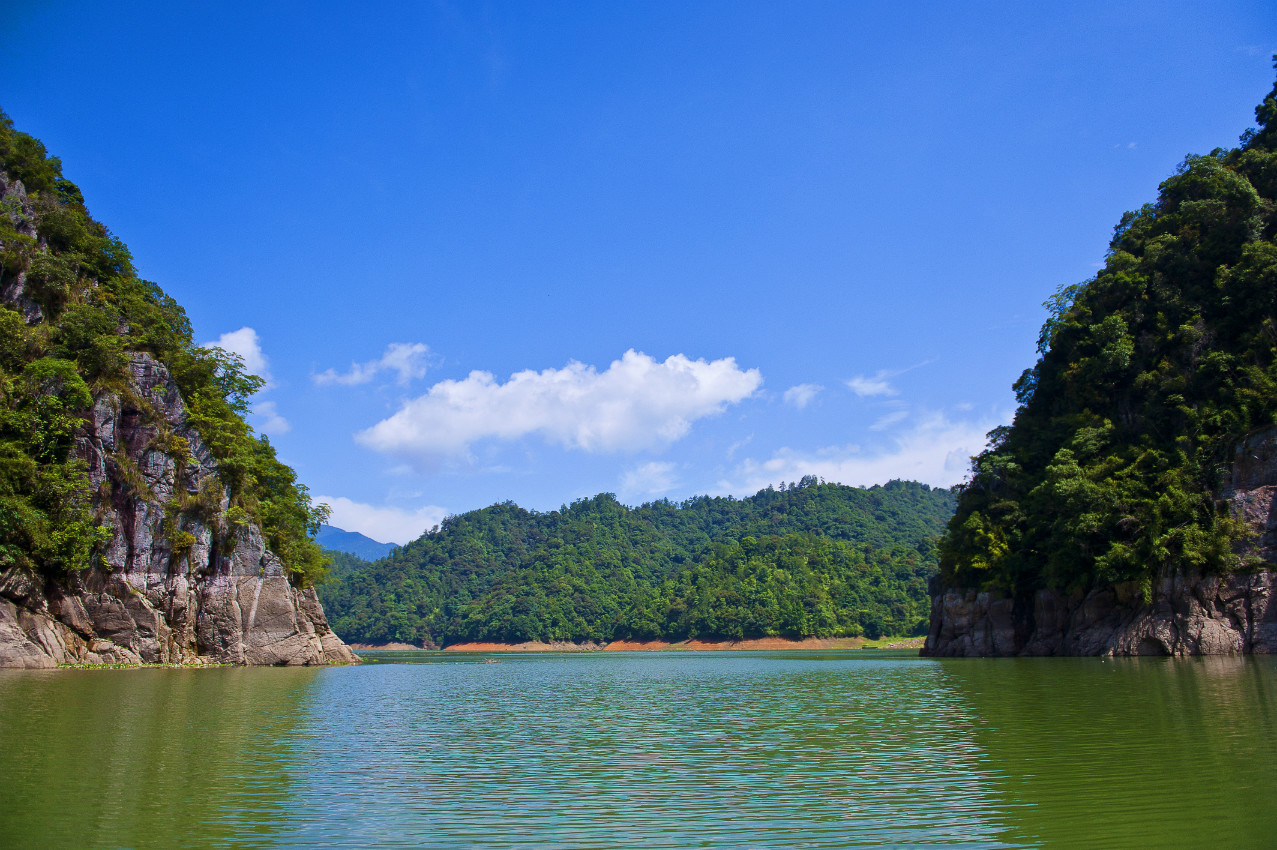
[0,111,330,586]
[320,478,956,646]
[939,68,1277,600]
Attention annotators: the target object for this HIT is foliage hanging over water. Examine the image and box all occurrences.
[0,110,329,585]
[321,479,955,645]
[939,66,1277,596]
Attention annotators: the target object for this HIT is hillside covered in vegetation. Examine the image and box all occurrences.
[321,479,956,646]
[0,111,353,666]
[938,71,1277,605]
[0,110,329,587]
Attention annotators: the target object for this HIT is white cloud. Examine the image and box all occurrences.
[869,409,909,431]
[317,495,448,545]
[847,370,898,398]
[356,350,763,463]
[621,461,679,499]
[208,326,271,383]
[721,411,1003,493]
[783,383,823,409]
[254,400,291,435]
[846,360,936,399]
[315,342,434,387]
[204,326,289,434]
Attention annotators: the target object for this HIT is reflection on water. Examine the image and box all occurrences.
[937,656,1277,850]
[0,667,321,848]
[285,652,1015,848]
[1,652,1273,848]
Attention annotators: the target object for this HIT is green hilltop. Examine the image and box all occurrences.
[320,479,956,646]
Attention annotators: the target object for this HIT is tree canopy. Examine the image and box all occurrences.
[320,478,956,645]
[939,65,1277,599]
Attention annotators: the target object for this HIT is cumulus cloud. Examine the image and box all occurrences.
[317,495,448,545]
[356,350,762,463]
[208,326,271,383]
[720,411,1002,493]
[621,461,679,499]
[314,342,434,387]
[783,383,823,409]
[254,400,291,435]
[204,326,289,433]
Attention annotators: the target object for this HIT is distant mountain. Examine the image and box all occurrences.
[316,525,396,561]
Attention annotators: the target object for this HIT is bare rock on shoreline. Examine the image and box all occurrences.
[922,569,1277,657]
[924,427,1277,658]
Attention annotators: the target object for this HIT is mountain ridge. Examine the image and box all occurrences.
[321,479,956,647]
[316,524,395,561]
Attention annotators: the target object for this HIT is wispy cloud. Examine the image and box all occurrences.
[846,359,936,399]
[846,371,897,397]
[315,342,435,387]
[356,350,763,464]
[869,408,909,431]
[621,461,679,500]
[718,410,1003,494]
[783,383,823,409]
[726,434,753,460]
[316,495,448,545]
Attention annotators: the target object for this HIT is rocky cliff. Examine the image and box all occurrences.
[923,430,1277,657]
[0,350,358,668]
[0,142,357,668]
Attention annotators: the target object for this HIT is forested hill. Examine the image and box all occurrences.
[320,479,956,646]
[939,68,1277,600]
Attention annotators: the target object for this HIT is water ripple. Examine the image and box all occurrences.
[2,652,1274,848]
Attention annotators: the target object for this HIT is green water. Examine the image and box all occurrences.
[0,651,1273,848]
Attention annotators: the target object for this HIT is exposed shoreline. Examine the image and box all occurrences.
[350,636,925,652]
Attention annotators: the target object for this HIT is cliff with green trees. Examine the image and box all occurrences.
[320,478,956,647]
[925,70,1277,656]
[0,111,356,667]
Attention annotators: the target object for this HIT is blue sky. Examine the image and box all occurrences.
[2,2,1273,543]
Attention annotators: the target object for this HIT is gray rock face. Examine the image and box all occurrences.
[0,352,358,668]
[0,173,45,323]
[924,430,1277,657]
[922,570,1277,657]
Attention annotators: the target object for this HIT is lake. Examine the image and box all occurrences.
[0,650,1273,848]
